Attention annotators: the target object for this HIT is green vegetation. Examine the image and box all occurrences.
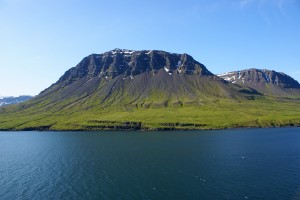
[1,96,299,131]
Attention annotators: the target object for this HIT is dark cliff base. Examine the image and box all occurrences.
[1,120,299,132]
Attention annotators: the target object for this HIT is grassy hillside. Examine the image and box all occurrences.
[1,96,299,131]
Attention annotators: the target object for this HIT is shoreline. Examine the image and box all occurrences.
[1,123,299,132]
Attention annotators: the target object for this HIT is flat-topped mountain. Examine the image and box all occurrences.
[0,50,299,131]
[38,49,255,110]
[217,69,300,97]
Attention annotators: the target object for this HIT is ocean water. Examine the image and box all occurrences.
[0,128,300,200]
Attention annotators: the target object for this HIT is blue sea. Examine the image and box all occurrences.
[1,128,300,199]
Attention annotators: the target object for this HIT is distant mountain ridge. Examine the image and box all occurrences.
[217,68,300,97]
[0,96,33,107]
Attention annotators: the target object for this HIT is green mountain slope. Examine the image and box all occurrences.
[0,49,299,130]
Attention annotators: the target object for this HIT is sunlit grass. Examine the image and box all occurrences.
[0,97,299,131]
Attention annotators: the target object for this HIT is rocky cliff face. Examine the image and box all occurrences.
[54,49,213,88]
[217,69,300,96]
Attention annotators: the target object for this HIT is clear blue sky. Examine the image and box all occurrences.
[0,0,299,96]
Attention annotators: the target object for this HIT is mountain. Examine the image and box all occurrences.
[217,69,300,97]
[0,49,299,131]
[36,49,257,110]
[0,96,33,107]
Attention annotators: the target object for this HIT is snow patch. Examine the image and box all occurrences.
[124,50,134,54]
[238,71,242,79]
[169,73,172,76]
[217,72,234,77]
[164,66,170,72]
[224,76,236,82]
[110,49,135,55]
[262,73,270,83]
[130,75,134,80]
[146,50,152,55]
